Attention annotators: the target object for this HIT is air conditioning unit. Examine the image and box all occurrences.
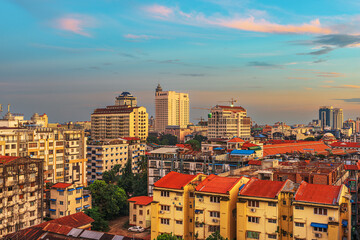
[159,211,164,214]
[174,197,178,201]
[250,208,256,213]
[315,233,322,238]
[199,199,204,202]
[212,219,218,223]
[328,217,335,221]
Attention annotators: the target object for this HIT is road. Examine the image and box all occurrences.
[108,216,151,239]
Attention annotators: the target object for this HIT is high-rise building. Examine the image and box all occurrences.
[207,105,251,140]
[155,84,189,132]
[91,93,148,140]
[356,117,360,133]
[333,108,343,130]
[319,106,333,129]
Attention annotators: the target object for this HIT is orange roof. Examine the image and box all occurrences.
[154,171,197,190]
[122,137,140,141]
[228,137,245,143]
[218,105,245,112]
[294,181,342,205]
[0,156,20,164]
[37,212,94,228]
[239,178,287,199]
[263,141,329,157]
[51,183,72,189]
[344,164,360,170]
[196,175,243,194]
[128,196,153,205]
[248,160,261,166]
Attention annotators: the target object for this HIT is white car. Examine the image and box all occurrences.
[128,226,145,232]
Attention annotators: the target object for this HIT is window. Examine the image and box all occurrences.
[76,199,80,204]
[161,191,170,197]
[283,200,286,205]
[133,205,136,210]
[60,211,64,216]
[160,218,170,225]
[268,202,276,207]
[161,205,170,211]
[139,210,143,215]
[248,216,260,223]
[30,211,35,217]
[282,216,287,220]
[76,189,80,194]
[210,196,220,203]
[246,231,260,239]
[314,227,327,232]
[209,225,220,232]
[210,211,220,218]
[268,219,277,223]
[176,220,183,224]
[248,200,259,208]
[268,234,277,239]
[60,201,64,205]
[295,205,304,210]
[314,208,327,215]
[176,207,183,211]
[59,191,64,196]
[295,222,304,227]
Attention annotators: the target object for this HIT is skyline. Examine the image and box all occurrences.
[1,0,360,124]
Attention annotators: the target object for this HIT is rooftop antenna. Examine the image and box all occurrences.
[7,103,10,113]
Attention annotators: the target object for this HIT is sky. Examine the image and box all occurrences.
[1,0,360,124]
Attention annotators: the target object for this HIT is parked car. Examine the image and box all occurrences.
[128,226,145,232]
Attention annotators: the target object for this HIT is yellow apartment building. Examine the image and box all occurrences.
[292,181,351,240]
[49,183,91,219]
[237,178,296,240]
[194,174,249,240]
[128,196,153,229]
[151,171,206,240]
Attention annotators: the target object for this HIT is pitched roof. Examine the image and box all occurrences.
[248,160,262,166]
[241,142,260,149]
[196,174,243,194]
[217,105,245,112]
[122,137,140,141]
[128,196,153,205]
[228,137,245,143]
[263,141,329,157]
[51,183,73,189]
[37,212,94,229]
[294,181,342,205]
[344,164,360,170]
[0,156,20,164]
[154,171,197,190]
[331,142,360,148]
[239,178,287,199]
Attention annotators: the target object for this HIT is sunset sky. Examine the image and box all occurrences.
[1,0,360,124]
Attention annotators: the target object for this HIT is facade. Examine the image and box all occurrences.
[155,84,190,132]
[194,175,249,240]
[115,91,137,107]
[86,139,129,184]
[49,183,91,219]
[333,108,343,130]
[0,156,44,237]
[319,106,333,130]
[123,137,146,174]
[208,105,251,140]
[128,196,153,229]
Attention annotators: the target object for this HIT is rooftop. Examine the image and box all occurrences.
[51,183,73,189]
[228,137,245,143]
[195,174,243,194]
[239,178,288,199]
[263,141,330,157]
[294,181,342,205]
[154,171,197,190]
[37,212,94,229]
[128,196,153,205]
[0,155,20,164]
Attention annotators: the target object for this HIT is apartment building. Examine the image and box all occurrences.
[128,196,153,229]
[208,105,251,140]
[123,137,146,174]
[0,156,43,237]
[293,182,351,240]
[194,175,249,240]
[86,139,128,184]
[151,172,206,240]
[48,183,91,219]
[155,84,190,132]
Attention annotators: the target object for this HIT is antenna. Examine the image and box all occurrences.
[7,103,10,112]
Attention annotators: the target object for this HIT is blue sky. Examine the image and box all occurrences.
[1,0,360,124]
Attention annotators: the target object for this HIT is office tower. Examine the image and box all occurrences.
[115,91,137,107]
[207,105,251,140]
[0,156,44,237]
[355,117,360,133]
[91,93,148,140]
[155,84,189,132]
[332,108,343,130]
[319,106,333,129]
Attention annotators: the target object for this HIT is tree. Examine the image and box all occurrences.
[102,164,121,184]
[84,207,109,232]
[304,137,315,141]
[133,171,148,196]
[117,158,134,196]
[185,139,201,151]
[156,233,182,240]
[159,134,178,145]
[193,135,207,143]
[206,231,228,240]
[89,180,128,219]
[147,135,160,144]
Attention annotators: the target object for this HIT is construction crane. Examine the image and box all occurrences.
[195,117,206,126]
[218,98,237,107]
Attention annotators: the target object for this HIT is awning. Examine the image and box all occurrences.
[50,199,56,201]
[76,197,83,200]
[311,223,328,229]
[57,189,65,192]
[68,188,75,191]
[49,209,56,212]
[84,195,90,198]
[342,220,348,227]
[76,207,82,210]
[214,147,224,150]
[84,205,90,208]
[76,187,83,190]
[230,150,255,156]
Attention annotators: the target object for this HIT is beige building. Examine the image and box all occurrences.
[208,105,251,140]
[128,196,153,229]
[123,137,146,174]
[49,183,91,219]
[155,84,190,132]
[91,94,148,141]
[0,156,44,237]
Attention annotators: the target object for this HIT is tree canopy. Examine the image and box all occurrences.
[159,134,178,145]
[185,139,201,151]
[83,207,109,232]
[156,233,181,240]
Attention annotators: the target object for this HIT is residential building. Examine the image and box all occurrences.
[86,139,129,184]
[237,178,296,240]
[333,108,343,130]
[155,84,190,132]
[0,108,48,128]
[208,105,251,140]
[344,119,356,135]
[292,182,351,240]
[151,172,206,240]
[344,163,360,229]
[48,183,91,219]
[0,156,44,237]
[194,175,249,240]
[128,196,153,229]
[123,137,146,174]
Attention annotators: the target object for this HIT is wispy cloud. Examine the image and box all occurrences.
[304,87,313,90]
[298,46,334,55]
[323,80,335,83]
[316,72,344,77]
[336,98,360,103]
[55,15,95,37]
[179,73,206,77]
[247,61,282,68]
[118,52,137,58]
[30,43,113,52]
[124,34,159,41]
[287,77,311,80]
[144,4,173,18]
[321,84,360,89]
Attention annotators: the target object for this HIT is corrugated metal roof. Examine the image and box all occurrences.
[80,230,104,239]
[112,236,124,240]
[67,228,84,237]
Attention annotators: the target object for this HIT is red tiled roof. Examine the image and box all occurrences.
[294,181,342,205]
[248,160,261,166]
[128,196,153,205]
[122,137,140,141]
[196,174,243,194]
[241,142,260,149]
[0,156,20,164]
[37,212,94,229]
[41,223,73,235]
[239,178,287,199]
[331,142,360,148]
[228,137,245,143]
[345,165,360,170]
[154,171,197,190]
[217,105,245,112]
[51,183,73,189]
[263,141,329,157]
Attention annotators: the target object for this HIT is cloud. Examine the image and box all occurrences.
[56,15,95,37]
[144,4,173,18]
[287,77,310,80]
[247,61,282,68]
[30,43,113,52]
[313,58,327,63]
[321,85,360,89]
[124,34,159,41]
[304,87,313,90]
[312,34,360,47]
[323,80,334,83]
[336,98,360,103]
[179,73,206,77]
[118,52,137,58]
[315,72,344,78]
[298,46,334,55]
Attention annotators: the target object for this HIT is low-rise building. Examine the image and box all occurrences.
[49,183,91,219]
[128,196,153,229]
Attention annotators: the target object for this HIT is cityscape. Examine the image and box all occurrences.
[1,1,360,240]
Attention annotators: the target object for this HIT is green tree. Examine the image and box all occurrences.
[193,135,207,143]
[206,231,228,240]
[117,158,134,196]
[156,233,182,240]
[83,207,109,232]
[185,139,201,151]
[159,134,178,145]
[304,137,315,141]
[133,171,148,196]
[102,164,121,184]
[147,135,160,144]
[89,180,128,219]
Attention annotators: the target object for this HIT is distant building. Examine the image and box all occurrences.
[208,105,251,140]
[155,84,189,132]
[115,91,137,107]
[0,156,43,237]
[333,108,343,130]
[319,106,343,130]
